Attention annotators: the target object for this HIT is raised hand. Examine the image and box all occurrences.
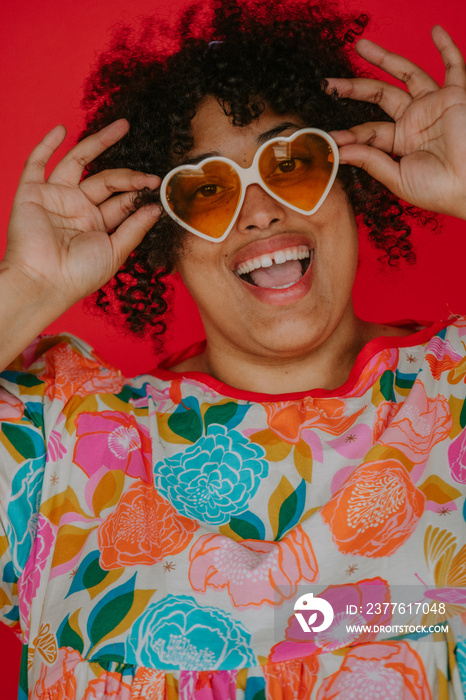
[4,120,161,313]
[326,26,466,220]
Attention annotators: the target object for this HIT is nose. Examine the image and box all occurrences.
[235,184,286,233]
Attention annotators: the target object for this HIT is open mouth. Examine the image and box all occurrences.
[235,245,312,289]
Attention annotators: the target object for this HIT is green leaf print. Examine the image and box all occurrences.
[460,397,466,429]
[168,397,203,442]
[89,591,134,649]
[57,612,85,655]
[2,423,42,459]
[269,477,306,541]
[229,511,266,540]
[4,371,43,388]
[380,370,395,402]
[86,574,155,652]
[82,556,108,591]
[204,402,238,430]
[276,479,306,541]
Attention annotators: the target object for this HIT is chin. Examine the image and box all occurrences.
[249,321,331,358]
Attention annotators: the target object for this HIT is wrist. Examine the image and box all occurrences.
[0,260,69,314]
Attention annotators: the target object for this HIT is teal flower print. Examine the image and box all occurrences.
[154,424,267,524]
[457,636,466,697]
[126,595,255,670]
[4,424,46,576]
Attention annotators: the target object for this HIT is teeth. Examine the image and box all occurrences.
[274,250,287,265]
[236,245,310,276]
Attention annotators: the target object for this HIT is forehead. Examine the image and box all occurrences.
[188,96,305,166]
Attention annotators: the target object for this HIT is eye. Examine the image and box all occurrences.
[277,159,297,173]
[196,184,222,197]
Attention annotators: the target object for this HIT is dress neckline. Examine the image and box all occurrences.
[153,318,454,402]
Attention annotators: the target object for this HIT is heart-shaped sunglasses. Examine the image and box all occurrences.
[160,128,339,242]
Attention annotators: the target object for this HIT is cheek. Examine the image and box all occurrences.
[175,242,224,301]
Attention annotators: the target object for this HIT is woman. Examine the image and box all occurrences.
[0,0,465,697]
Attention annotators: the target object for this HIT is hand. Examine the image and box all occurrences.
[326,26,466,220]
[4,120,161,312]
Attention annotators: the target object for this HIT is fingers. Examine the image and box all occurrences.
[99,189,159,230]
[432,25,466,89]
[20,125,67,184]
[80,169,160,206]
[330,122,396,156]
[354,38,439,98]
[110,204,162,265]
[326,77,412,121]
[48,119,130,186]
[333,142,401,194]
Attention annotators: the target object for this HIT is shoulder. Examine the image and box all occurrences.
[1,333,124,404]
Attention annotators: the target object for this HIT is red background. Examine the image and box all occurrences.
[1,0,465,691]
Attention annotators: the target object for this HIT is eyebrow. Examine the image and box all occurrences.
[181,121,302,166]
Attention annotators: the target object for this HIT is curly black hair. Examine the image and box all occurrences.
[80,0,432,342]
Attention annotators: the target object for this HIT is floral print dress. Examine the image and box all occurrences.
[0,318,465,699]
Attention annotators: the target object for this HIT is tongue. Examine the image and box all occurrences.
[249,260,303,289]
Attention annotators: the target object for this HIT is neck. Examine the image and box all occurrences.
[173,313,400,395]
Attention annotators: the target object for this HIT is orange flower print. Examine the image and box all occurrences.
[132,668,165,699]
[189,526,318,607]
[264,656,319,700]
[373,382,452,464]
[83,672,132,699]
[321,459,425,557]
[31,646,83,700]
[43,342,123,402]
[264,397,365,444]
[316,641,430,699]
[98,481,198,569]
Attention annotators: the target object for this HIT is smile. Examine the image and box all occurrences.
[235,245,311,289]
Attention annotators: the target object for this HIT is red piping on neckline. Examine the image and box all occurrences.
[152,318,456,402]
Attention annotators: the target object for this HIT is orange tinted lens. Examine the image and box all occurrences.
[258,133,335,211]
[165,162,241,238]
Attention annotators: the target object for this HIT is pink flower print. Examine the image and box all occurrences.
[18,515,55,642]
[46,429,67,463]
[31,646,83,700]
[0,388,24,420]
[425,337,463,380]
[448,430,466,483]
[77,364,124,397]
[189,526,318,607]
[350,347,398,397]
[270,577,391,662]
[374,382,452,464]
[73,411,152,482]
[179,670,238,700]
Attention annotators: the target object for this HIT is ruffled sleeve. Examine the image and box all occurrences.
[0,334,121,634]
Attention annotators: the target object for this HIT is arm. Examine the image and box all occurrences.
[0,119,161,370]
[326,26,466,220]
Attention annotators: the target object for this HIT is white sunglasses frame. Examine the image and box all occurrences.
[160,127,340,243]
